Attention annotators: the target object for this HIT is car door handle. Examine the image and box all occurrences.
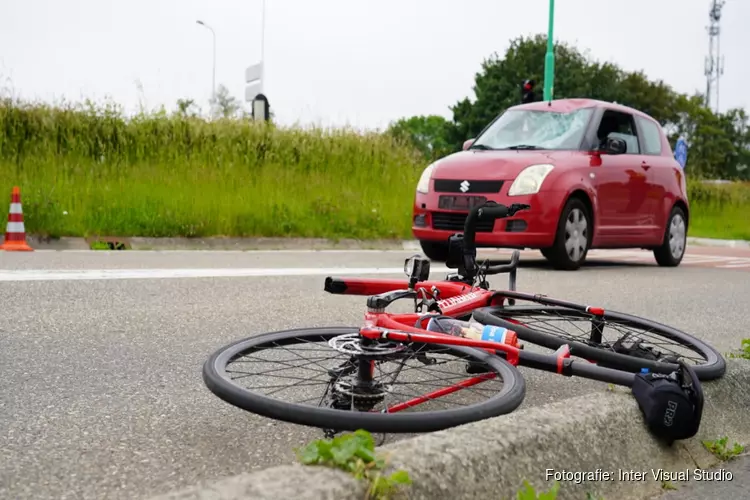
[641,162,651,171]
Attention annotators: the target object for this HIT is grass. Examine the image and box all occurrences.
[0,98,423,240]
[686,180,750,241]
[0,97,748,241]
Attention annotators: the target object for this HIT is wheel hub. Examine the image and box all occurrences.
[328,332,406,358]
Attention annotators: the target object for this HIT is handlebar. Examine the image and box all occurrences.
[459,202,531,278]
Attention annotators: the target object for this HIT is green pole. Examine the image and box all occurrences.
[543,0,555,101]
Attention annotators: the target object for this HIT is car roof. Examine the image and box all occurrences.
[510,98,655,120]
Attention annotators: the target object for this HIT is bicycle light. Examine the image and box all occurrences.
[404,254,430,285]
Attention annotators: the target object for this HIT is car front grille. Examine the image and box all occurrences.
[431,212,495,232]
[433,179,504,193]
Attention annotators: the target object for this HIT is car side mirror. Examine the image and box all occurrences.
[603,137,627,155]
[462,138,475,151]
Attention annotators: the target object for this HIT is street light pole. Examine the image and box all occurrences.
[543,0,555,102]
[260,0,266,93]
[196,20,216,108]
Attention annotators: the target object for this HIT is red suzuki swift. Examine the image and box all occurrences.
[412,98,689,270]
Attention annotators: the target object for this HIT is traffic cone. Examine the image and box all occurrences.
[0,186,34,251]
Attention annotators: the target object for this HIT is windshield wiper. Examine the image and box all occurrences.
[469,144,494,150]
[503,144,546,150]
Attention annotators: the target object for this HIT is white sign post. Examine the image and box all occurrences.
[245,62,269,121]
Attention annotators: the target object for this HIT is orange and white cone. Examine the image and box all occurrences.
[0,186,34,252]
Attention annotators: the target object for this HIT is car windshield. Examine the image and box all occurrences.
[471,107,594,151]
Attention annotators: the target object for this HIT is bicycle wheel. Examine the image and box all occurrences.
[203,326,526,434]
[473,296,725,381]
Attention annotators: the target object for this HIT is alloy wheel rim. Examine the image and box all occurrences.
[564,208,588,262]
[669,214,686,259]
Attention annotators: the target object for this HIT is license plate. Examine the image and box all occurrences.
[438,195,487,210]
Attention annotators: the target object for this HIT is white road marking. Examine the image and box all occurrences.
[30,248,416,254]
[716,260,750,268]
[0,266,453,282]
[681,256,732,264]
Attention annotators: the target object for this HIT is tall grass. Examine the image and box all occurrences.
[0,97,748,241]
[687,180,750,241]
[0,98,425,239]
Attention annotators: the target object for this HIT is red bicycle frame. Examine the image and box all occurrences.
[324,276,572,413]
[324,274,637,415]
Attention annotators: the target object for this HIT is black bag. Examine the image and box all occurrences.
[631,360,704,443]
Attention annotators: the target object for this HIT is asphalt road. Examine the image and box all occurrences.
[1,247,749,500]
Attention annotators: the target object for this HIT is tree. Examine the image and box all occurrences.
[448,34,682,147]
[210,84,241,119]
[435,33,749,180]
[386,115,454,161]
[175,98,199,117]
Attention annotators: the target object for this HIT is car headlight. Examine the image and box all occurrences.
[507,164,555,196]
[416,162,437,194]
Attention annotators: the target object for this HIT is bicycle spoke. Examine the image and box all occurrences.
[223,334,506,415]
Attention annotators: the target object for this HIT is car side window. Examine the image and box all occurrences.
[595,110,641,154]
[635,116,663,155]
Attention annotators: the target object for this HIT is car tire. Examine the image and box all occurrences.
[542,197,592,271]
[653,206,687,267]
[419,240,449,262]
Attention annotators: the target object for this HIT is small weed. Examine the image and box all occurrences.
[515,480,560,499]
[585,493,605,500]
[296,429,411,500]
[702,436,745,461]
[661,480,677,490]
[727,339,750,360]
[89,240,111,250]
[88,239,128,250]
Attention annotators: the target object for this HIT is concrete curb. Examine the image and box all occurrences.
[10,235,749,251]
[146,359,750,500]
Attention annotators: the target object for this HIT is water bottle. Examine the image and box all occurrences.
[464,318,519,347]
[425,316,519,347]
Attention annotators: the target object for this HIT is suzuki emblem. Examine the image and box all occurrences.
[459,180,470,193]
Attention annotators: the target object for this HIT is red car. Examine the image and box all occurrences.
[412,98,689,270]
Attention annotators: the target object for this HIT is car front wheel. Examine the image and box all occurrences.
[419,240,450,262]
[653,206,687,267]
[542,198,591,271]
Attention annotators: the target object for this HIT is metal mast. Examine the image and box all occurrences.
[704,0,725,113]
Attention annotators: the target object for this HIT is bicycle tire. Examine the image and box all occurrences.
[473,304,725,381]
[203,326,527,433]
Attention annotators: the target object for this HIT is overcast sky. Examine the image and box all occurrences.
[1,0,747,130]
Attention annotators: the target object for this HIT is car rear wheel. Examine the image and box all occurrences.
[419,240,450,262]
[653,206,686,267]
[541,198,591,271]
